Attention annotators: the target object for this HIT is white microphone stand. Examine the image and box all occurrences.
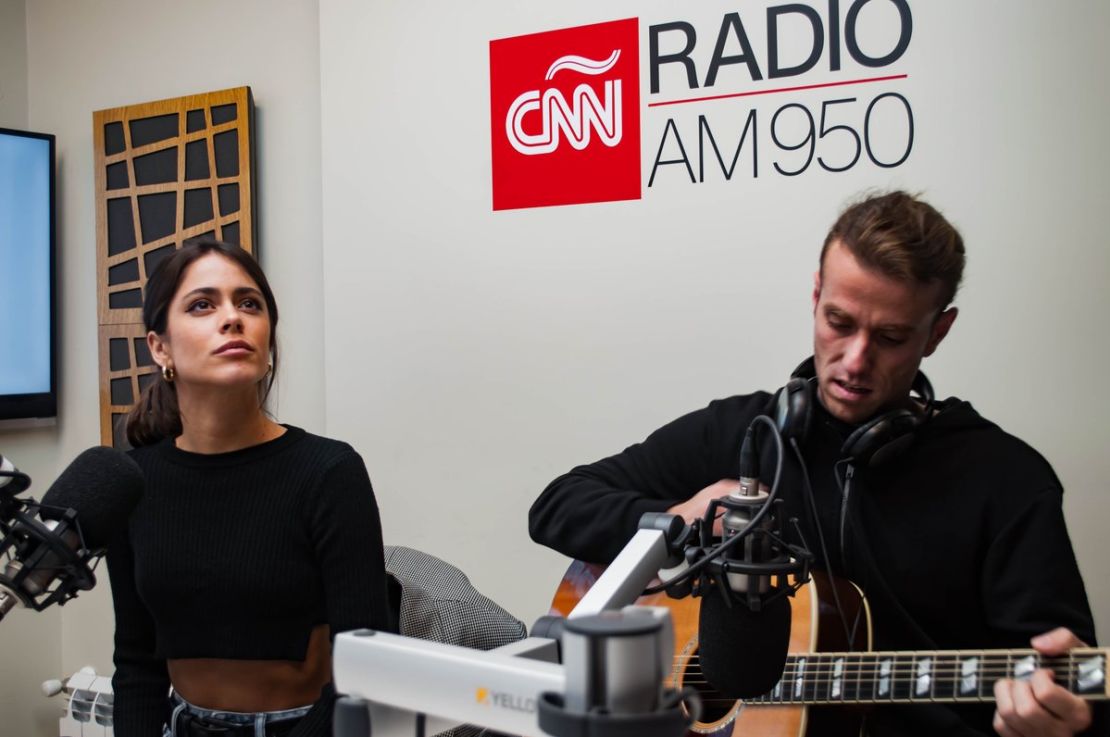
[332,515,695,737]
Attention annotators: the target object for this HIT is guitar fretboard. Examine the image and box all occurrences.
[748,648,1108,705]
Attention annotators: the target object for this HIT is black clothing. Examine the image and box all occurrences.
[107,426,394,737]
[529,393,1099,736]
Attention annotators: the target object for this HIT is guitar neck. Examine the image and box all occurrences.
[749,648,1109,705]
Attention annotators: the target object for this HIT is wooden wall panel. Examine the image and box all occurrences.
[92,87,256,446]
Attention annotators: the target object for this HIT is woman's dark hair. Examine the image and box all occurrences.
[125,239,280,447]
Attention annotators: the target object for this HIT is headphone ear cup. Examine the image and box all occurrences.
[841,409,920,468]
[774,377,814,445]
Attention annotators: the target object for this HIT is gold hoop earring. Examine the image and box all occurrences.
[161,365,175,382]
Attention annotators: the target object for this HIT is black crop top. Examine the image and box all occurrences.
[107,426,394,736]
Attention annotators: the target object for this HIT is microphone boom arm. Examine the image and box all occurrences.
[333,515,696,737]
[567,513,688,618]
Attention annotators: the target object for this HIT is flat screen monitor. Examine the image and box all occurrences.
[0,127,56,422]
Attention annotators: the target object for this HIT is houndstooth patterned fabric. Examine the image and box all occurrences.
[383,546,526,737]
[384,545,527,649]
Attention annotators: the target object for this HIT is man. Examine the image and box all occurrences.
[529,191,1100,736]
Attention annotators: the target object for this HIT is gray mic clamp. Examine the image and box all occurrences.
[537,608,697,737]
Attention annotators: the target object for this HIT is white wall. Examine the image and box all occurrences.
[0,2,324,734]
[320,0,1110,642]
[0,3,61,735]
[0,0,27,129]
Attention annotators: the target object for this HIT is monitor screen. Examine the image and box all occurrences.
[0,127,56,421]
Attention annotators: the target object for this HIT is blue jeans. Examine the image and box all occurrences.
[165,692,312,737]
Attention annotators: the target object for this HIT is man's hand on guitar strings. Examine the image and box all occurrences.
[992,627,1093,737]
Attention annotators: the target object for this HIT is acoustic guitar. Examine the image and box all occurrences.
[549,561,1108,736]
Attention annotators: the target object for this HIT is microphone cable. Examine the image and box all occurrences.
[641,414,786,596]
[790,439,861,649]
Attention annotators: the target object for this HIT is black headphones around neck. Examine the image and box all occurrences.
[773,357,934,468]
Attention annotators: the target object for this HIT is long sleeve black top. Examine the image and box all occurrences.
[107,426,394,737]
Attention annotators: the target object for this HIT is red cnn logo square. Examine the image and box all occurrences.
[490,18,641,211]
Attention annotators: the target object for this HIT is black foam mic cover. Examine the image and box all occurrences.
[697,588,792,698]
[39,447,144,549]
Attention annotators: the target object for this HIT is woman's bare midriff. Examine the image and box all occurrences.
[168,624,331,711]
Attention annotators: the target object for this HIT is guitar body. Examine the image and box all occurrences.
[549,563,871,737]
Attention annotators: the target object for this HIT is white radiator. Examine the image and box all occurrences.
[44,667,114,737]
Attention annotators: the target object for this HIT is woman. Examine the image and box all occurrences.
[107,239,394,737]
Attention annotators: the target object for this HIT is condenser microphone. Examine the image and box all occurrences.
[0,447,143,621]
[697,588,791,698]
[721,426,774,604]
[691,415,804,699]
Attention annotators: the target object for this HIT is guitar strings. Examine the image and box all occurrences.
[670,653,1093,692]
[661,676,1095,703]
[673,668,1090,683]
[666,657,1083,665]
[675,665,1090,679]
[673,654,1085,673]
[674,671,1090,683]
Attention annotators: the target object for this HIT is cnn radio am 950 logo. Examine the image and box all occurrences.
[489,4,916,211]
[489,18,641,211]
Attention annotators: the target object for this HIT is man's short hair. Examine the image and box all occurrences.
[821,191,966,311]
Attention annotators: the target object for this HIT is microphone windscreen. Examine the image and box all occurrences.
[40,447,144,548]
[697,589,792,698]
